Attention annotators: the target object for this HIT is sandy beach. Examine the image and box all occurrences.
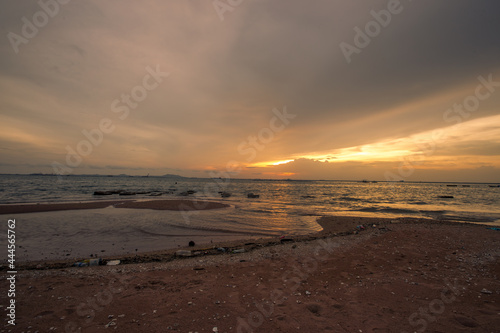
[1,206,499,332]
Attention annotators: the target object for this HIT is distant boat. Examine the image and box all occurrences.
[489,185,500,188]
[446,184,458,187]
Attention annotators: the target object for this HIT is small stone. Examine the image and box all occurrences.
[213,327,218,332]
[305,291,311,295]
[188,301,193,305]
[481,288,493,294]
[108,315,114,319]
[105,321,116,328]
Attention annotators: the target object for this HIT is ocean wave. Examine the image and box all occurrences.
[339,196,363,202]
[354,207,419,215]
[421,210,447,214]
[244,208,275,214]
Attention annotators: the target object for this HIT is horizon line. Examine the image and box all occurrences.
[0,173,498,185]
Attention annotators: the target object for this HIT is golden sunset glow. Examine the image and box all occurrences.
[290,118,494,164]
[245,114,500,179]
[249,159,295,168]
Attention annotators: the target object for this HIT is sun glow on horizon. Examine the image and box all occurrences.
[272,159,295,166]
[249,159,295,168]
[248,114,500,170]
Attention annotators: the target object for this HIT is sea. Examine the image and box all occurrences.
[1,174,499,261]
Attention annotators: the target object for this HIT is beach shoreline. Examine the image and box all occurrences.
[2,213,493,270]
[1,198,498,267]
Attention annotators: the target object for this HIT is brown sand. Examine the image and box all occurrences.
[0,199,229,215]
[1,216,499,332]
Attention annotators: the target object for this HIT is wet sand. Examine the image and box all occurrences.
[1,216,499,332]
[0,200,251,263]
[0,199,229,215]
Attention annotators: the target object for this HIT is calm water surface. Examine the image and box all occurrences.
[1,175,499,261]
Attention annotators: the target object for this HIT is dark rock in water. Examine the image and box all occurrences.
[301,195,316,199]
[94,191,113,195]
[187,190,197,194]
[188,241,195,247]
[149,192,162,196]
[438,195,454,199]
[119,191,136,196]
[247,193,260,198]
[178,192,189,196]
[220,192,231,198]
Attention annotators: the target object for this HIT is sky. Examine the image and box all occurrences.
[1,0,499,182]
